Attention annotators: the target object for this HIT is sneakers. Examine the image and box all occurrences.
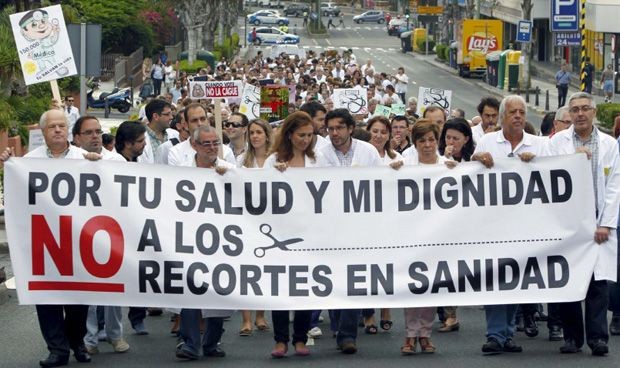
[308,326,323,338]
[559,339,581,354]
[109,339,130,353]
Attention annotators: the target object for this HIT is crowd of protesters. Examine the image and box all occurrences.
[2,47,620,366]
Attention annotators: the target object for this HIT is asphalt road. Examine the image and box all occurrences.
[245,10,543,128]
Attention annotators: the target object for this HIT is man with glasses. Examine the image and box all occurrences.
[552,106,572,135]
[390,116,411,154]
[171,124,232,360]
[64,96,80,142]
[140,99,173,163]
[72,116,124,161]
[225,112,248,158]
[472,95,548,355]
[547,92,620,356]
[318,108,381,354]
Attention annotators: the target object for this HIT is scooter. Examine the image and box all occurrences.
[87,80,132,113]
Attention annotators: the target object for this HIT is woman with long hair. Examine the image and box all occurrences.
[237,119,273,336]
[438,118,475,162]
[264,111,326,357]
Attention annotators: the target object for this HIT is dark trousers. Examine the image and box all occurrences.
[332,309,360,346]
[128,307,146,327]
[36,304,89,356]
[608,226,620,314]
[179,309,224,355]
[310,310,321,328]
[558,277,609,349]
[153,78,163,96]
[397,92,406,104]
[557,84,568,107]
[272,310,311,345]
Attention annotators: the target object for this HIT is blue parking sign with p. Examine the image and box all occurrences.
[551,0,579,32]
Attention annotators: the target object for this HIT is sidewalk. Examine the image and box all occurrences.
[414,52,608,115]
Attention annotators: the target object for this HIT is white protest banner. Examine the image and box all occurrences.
[189,80,243,100]
[239,83,261,120]
[417,86,452,116]
[374,104,391,117]
[4,155,601,310]
[332,88,368,115]
[9,5,77,85]
[391,103,406,116]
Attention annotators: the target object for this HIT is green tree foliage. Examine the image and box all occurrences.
[596,103,620,130]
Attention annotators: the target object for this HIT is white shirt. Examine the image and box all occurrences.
[101,148,125,161]
[25,144,86,159]
[471,123,486,144]
[332,69,345,79]
[263,152,328,168]
[404,154,447,166]
[168,140,236,167]
[314,135,330,151]
[393,73,409,94]
[319,138,382,167]
[381,93,402,106]
[474,130,548,158]
[380,151,403,165]
[65,106,80,141]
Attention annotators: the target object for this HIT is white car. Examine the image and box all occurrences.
[247,27,300,45]
[247,10,289,26]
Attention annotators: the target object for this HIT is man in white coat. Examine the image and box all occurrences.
[547,92,620,356]
[319,108,381,354]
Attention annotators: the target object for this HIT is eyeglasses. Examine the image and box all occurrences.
[569,105,594,114]
[225,122,245,128]
[507,152,515,157]
[327,125,348,133]
[160,111,173,116]
[195,140,220,148]
[556,119,572,124]
[67,99,74,102]
[79,129,103,136]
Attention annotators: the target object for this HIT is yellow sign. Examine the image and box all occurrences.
[418,6,443,15]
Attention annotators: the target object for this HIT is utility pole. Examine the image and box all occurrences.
[520,0,532,89]
[475,0,480,19]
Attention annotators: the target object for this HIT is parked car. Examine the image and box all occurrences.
[387,18,406,35]
[257,0,283,8]
[353,10,385,24]
[247,11,289,26]
[283,2,310,17]
[247,27,300,45]
[320,2,341,16]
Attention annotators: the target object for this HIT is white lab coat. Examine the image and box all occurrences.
[547,125,620,281]
[319,138,382,167]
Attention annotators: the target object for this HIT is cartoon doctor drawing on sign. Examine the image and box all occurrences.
[18,9,68,77]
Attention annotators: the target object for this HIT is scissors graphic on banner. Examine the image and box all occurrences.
[254,224,304,258]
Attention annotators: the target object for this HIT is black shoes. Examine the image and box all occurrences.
[591,340,609,356]
[39,354,69,367]
[482,338,503,355]
[610,316,620,336]
[523,315,539,337]
[339,341,358,354]
[204,347,226,358]
[74,346,91,363]
[559,339,582,354]
[503,339,523,353]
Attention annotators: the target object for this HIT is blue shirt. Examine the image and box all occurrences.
[555,70,571,86]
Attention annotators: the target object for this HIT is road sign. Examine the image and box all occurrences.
[551,0,579,32]
[553,32,581,46]
[418,6,443,15]
[517,20,532,42]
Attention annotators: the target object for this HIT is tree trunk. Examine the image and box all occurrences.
[187,27,196,65]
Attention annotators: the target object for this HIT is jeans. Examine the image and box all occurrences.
[179,309,224,355]
[332,309,360,346]
[484,304,518,345]
[128,307,146,328]
[557,84,568,107]
[558,277,609,348]
[310,310,321,328]
[272,310,311,345]
[84,305,123,347]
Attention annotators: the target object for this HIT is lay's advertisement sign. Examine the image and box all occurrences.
[460,19,503,72]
